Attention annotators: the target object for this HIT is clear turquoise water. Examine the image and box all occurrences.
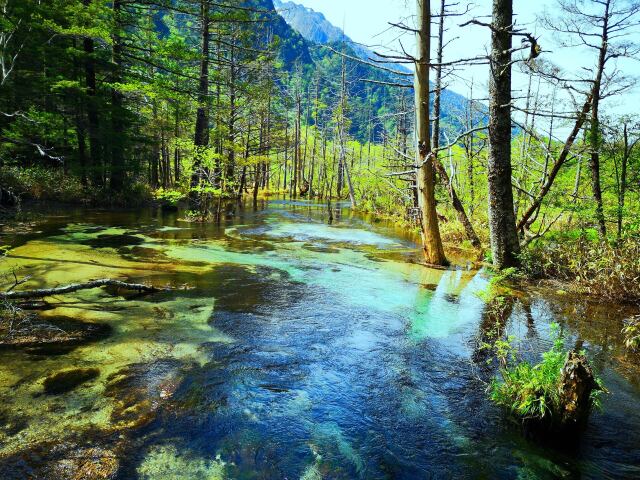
[0,199,639,479]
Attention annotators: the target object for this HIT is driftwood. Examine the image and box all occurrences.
[0,279,165,300]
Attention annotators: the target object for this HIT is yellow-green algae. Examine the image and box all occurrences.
[0,232,232,457]
[137,445,228,479]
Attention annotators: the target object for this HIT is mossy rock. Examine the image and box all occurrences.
[104,360,183,430]
[43,368,100,395]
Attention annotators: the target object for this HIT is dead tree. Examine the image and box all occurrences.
[542,0,640,239]
[415,0,447,265]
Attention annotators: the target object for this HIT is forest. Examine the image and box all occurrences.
[0,0,639,478]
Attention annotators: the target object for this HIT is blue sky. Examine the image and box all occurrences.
[290,0,640,123]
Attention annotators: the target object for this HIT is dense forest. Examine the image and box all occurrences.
[1,0,638,276]
[1,0,640,478]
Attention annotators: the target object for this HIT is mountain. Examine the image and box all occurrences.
[272,0,487,140]
[273,0,410,74]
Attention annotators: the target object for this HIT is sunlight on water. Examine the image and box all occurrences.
[0,200,639,479]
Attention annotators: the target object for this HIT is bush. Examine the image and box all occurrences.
[0,166,84,203]
[521,232,640,303]
[622,315,640,351]
[153,188,186,207]
[489,324,603,422]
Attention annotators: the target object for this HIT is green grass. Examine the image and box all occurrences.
[489,324,603,421]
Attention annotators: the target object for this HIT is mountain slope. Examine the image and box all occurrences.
[272,0,486,139]
[273,0,410,74]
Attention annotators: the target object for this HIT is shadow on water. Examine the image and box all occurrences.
[0,198,639,479]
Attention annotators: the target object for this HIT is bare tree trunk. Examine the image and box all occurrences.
[1,279,166,300]
[226,39,237,187]
[414,0,446,265]
[83,0,102,187]
[431,0,480,248]
[109,0,125,191]
[589,1,610,239]
[487,0,520,269]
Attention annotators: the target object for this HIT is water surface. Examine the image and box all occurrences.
[0,199,639,479]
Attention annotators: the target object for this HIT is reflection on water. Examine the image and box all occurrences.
[0,199,639,479]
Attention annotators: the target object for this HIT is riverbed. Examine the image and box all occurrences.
[0,199,638,479]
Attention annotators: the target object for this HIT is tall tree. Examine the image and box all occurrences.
[190,0,211,205]
[414,0,446,265]
[487,0,521,269]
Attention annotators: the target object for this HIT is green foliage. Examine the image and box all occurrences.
[521,232,640,303]
[489,324,603,421]
[622,315,640,351]
[154,188,185,207]
[0,167,84,203]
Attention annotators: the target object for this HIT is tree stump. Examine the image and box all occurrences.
[557,351,600,428]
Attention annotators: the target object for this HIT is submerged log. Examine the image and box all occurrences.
[1,279,166,300]
[557,351,601,427]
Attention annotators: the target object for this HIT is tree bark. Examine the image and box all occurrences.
[414,0,447,265]
[109,0,125,191]
[83,0,102,187]
[487,0,520,269]
[589,0,610,239]
[191,0,210,205]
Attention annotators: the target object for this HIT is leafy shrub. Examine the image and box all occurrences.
[622,315,640,351]
[0,166,84,203]
[489,324,603,421]
[521,232,640,303]
[153,188,186,206]
[90,182,153,207]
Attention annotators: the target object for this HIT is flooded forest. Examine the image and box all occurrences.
[0,0,639,479]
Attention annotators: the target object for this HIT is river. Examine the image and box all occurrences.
[0,199,638,479]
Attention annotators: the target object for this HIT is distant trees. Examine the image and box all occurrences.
[1,0,639,266]
[542,0,640,239]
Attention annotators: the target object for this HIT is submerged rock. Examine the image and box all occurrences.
[51,446,119,480]
[104,360,183,430]
[43,368,100,395]
[0,441,121,480]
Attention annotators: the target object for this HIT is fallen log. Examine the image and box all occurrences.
[0,279,165,300]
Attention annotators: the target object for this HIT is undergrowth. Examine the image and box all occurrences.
[0,166,154,206]
[521,231,640,304]
[622,315,640,351]
[488,324,604,421]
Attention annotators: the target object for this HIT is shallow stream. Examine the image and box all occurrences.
[0,199,638,479]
